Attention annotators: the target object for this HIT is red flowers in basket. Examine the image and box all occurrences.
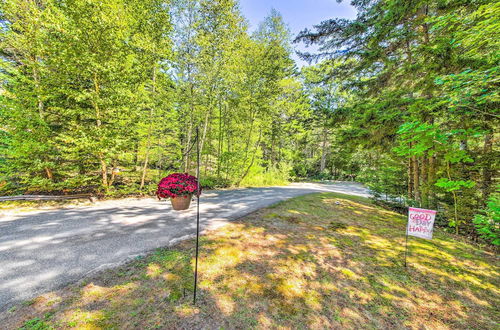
[157,173,201,199]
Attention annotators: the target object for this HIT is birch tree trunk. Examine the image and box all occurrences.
[217,97,223,177]
[33,62,53,180]
[140,66,157,190]
[93,72,108,188]
[237,129,262,186]
[320,123,329,173]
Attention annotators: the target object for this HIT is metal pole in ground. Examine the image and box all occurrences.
[404,213,409,267]
[193,127,201,304]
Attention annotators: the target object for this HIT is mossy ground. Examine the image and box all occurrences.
[2,193,498,329]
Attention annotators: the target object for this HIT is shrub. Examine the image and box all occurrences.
[311,172,335,181]
[473,191,500,245]
[199,176,231,190]
[239,164,290,187]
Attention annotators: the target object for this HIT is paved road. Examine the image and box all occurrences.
[0,182,370,311]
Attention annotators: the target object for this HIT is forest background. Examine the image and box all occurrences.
[0,0,498,244]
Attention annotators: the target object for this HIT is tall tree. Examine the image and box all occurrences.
[295,0,499,236]
[0,0,57,191]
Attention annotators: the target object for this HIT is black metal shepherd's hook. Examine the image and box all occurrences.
[404,212,410,268]
[193,127,201,304]
[404,224,409,267]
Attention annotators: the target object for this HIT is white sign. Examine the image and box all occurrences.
[407,207,437,239]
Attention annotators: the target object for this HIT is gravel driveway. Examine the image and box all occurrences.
[0,182,370,311]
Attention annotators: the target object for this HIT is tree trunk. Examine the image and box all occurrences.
[184,65,195,172]
[157,137,163,182]
[184,117,193,172]
[481,133,494,201]
[408,143,414,200]
[460,138,470,179]
[199,109,211,166]
[237,129,262,186]
[446,161,459,234]
[93,72,108,189]
[133,140,140,168]
[140,66,157,190]
[140,151,150,190]
[225,118,231,181]
[204,118,211,176]
[320,124,328,173]
[33,62,53,181]
[421,153,429,208]
[453,191,459,235]
[217,98,223,177]
[100,156,108,187]
[428,152,437,208]
[277,122,282,165]
[412,155,420,203]
[109,161,117,187]
[45,168,53,180]
[420,4,430,44]
[241,108,256,171]
[32,64,45,119]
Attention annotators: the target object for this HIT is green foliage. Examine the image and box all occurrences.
[19,317,53,330]
[0,0,497,245]
[0,0,177,193]
[239,164,291,187]
[0,1,307,193]
[473,191,500,245]
[435,178,476,192]
[199,176,231,190]
[361,156,407,200]
[394,122,443,157]
[295,0,499,242]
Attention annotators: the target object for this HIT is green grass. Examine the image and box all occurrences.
[1,193,498,329]
[239,166,290,187]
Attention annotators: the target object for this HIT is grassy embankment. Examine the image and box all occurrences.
[3,192,498,329]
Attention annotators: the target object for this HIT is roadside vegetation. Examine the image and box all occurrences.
[2,193,498,329]
[1,0,497,245]
[0,198,94,214]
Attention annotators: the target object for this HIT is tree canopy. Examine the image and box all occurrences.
[0,0,498,244]
[295,0,499,242]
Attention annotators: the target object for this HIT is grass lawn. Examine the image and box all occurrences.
[2,193,499,329]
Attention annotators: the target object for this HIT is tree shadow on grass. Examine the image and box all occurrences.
[180,194,499,329]
[2,192,498,329]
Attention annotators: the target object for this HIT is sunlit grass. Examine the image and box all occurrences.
[239,166,290,187]
[3,192,499,329]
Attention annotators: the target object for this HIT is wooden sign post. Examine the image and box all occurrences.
[405,207,437,267]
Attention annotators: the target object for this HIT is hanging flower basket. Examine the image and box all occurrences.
[156,173,201,211]
[170,194,192,210]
